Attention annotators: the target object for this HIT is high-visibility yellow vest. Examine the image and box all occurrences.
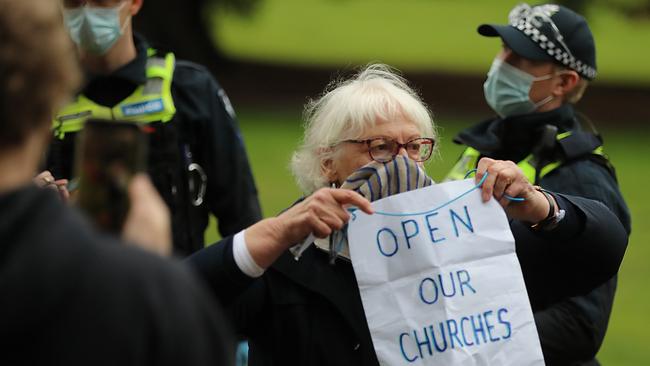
[444,131,606,184]
[52,51,176,139]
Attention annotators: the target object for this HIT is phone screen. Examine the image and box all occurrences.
[74,119,147,233]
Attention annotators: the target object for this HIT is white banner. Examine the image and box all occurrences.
[348,179,545,365]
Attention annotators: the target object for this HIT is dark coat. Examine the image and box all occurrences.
[189,194,628,366]
[454,104,631,365]
[0,186,233,365]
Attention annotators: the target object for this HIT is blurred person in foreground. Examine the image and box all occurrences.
[445,4,631,365]
[0,0,233,364]
[45,0,262,256]
[187,64,628,365]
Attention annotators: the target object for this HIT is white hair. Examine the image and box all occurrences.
[290,64,437,194]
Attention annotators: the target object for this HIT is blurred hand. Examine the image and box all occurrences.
[34,170,70,202]
[245,188,373,268]
[475,157,553,223]
[122,174,171,257]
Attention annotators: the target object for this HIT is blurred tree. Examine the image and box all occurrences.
[556,0,588,14]
[558,0,650,20]
[134,0,260,74]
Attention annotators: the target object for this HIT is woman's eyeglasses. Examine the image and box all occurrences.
[342,137,435,163]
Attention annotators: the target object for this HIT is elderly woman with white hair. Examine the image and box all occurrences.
[188,64,627,365]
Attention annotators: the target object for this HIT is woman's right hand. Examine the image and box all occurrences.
[245,188,373,269]
[475,157,554,224]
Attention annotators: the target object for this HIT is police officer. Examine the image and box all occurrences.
[445,4,631,365]
[48,0,262,256]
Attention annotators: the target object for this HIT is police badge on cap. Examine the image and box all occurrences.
[478,3,597,80]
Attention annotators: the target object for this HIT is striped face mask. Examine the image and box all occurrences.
[314,156,434,262]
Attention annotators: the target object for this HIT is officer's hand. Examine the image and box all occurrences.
[475,157,554,223]
[34,170,70,202]
[122,174,172,256]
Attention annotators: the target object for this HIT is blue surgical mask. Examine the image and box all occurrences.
[63,2,130,55]
[483,58,554,118]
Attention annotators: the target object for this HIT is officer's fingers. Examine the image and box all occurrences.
[57,185,70,203]
[45,184,60,193]
[34,170,53,180]
[34,170,55,188]
[54,179,68,188]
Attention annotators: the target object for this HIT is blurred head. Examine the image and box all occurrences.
[61,0,143,56]
[479,3,594,116]
[291,64,437,194]
[0,0,81,152]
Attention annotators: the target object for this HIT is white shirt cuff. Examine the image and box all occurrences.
[233,230,265,278]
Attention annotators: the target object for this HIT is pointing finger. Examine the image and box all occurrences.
[331,189,373,214]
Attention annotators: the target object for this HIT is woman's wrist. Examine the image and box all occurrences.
[233,231,265,277]
[521,187,552,224]
[530,187,565,231]
[244,217,290,269]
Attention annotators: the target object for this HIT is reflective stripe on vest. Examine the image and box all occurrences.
[445,147,481,181]
[52,51,177,139]
[444,132,606,183]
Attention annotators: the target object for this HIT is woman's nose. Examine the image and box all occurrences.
[397,146,409,157]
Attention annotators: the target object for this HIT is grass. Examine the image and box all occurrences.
[207,107,650,365]
[590,126,649,365]
[211,0,650,85]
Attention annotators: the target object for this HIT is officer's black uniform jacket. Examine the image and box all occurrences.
[47,34,262,255]
[0,186,233,365]
[189,194,628,366]
[453,104,631,365]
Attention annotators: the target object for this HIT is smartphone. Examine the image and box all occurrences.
[74,119,147,233]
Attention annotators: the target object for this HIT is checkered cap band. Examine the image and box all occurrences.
[510,18,597,79]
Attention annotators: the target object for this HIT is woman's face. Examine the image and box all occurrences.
[325,117,422,186]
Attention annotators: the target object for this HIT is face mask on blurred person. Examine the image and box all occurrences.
[63,2,130,55]
[483,58,554,118]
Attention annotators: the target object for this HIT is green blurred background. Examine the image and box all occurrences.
[211,0,650,84]
[163,0,649,363]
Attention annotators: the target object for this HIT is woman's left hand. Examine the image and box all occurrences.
[244,188,373,269]
[475,157,553,223]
